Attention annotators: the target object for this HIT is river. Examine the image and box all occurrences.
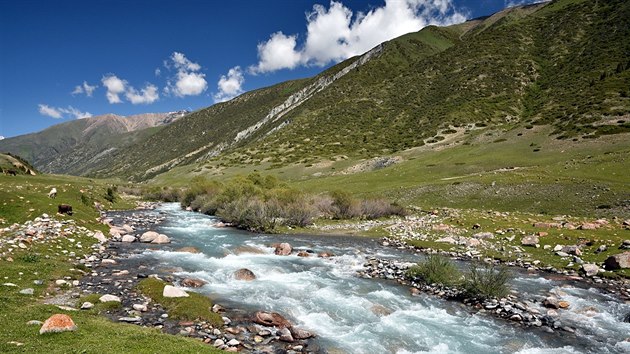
[127,203,630,354]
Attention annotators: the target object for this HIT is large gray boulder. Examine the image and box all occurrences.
[140,231,159,243]
[151,234,171,244]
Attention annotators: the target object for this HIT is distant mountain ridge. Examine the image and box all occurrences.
[0,110,188,175]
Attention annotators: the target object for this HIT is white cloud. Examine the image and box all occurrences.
[72,81,98,97]
[125,84,159,104]
[155,68,161,76]
[213,66,245,103]
[101,74,127,104]
[38,104,92,119]
[38,104,63,119]
[250,32,302,74]
[102,74,159,104]
[165,52,208,97]
[250,0,467,73]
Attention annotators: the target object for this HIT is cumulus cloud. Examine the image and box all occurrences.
[165,52,208,97]
[125,84,159,104]
[102,74,159,104]
[213,66,245,103]
[71,81,98,97]
[101,74,127,104]
[38,104,92,119]
[250,0,467,73]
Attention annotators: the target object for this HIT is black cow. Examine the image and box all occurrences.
[58,204,73,215]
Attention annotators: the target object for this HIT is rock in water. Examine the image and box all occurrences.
[290,327,314,339]
[176,247,200,253]
[253,311,292,328]
[39,314,77,334]
[278,327,294,342]
[604,252,630,269]
[181,278,207,288]
[163,285,189,298]
[543,297,560,309]
[234,268,256,281]
[140,231,159,243]
[274,243,292,256]
[151,234,171,244]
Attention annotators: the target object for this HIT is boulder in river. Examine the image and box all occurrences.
[176,247,200,253]
[234,268,256,281]
[604,252,630,270]
[274,243,292,256]
[543,296,560,309]
[253,311,291,328]
[121,234,136,243]
[290,327,314,339]
[151,234,171,244]
[181,278,207,288]
[39,314,77,334]
[140,231,159,243]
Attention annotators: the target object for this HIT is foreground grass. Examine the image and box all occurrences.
[137,278,223,327]
[0,174,221,353]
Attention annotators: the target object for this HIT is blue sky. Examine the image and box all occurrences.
[0,0,539,138]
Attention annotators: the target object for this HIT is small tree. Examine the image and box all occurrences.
[104,186,116,203]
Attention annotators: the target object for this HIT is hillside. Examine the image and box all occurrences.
[3,0,630,181]
[111,0,630,179]
[0,153,37,176]
[0,111,187,175]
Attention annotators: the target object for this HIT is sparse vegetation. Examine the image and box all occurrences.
[407,255,462,287]
[463,262,512,299]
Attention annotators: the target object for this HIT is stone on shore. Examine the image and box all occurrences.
[253,311,291,328]
[121,234,136,243]
[521,235,539,247]
[163,285,189,298]
[39,314,77,334]
[80,302,94,310]
[93,231,107,243]
[99,294,121,303]
[604,252,630,270]
[581,263,599,277]
[278,327,294,342]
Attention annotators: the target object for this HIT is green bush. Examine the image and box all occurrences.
[464,262,512,299]
[407,254,461,286]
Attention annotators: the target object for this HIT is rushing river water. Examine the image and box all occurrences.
[129,203,630,354]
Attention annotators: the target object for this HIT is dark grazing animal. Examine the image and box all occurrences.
[57,204,73,215]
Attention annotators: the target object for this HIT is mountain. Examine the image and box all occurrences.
[100,0,630,181]
[4,0,630,181]
[0,111,188,175]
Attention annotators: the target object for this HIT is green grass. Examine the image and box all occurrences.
[0,173,222,353]
[137,278,223,327]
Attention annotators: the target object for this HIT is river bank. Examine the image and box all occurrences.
[85,203,630,353]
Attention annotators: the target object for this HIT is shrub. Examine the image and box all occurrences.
[360,199,407,219]
[104,186,116,203]
[330,190,360,219]
[464,262,512,299]
[407,254,461,286]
